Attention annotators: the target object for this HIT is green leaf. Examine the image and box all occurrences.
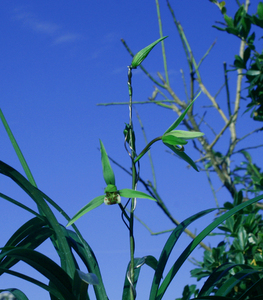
[212,25,227,31]
[216,268,259,296]
[246,70,261,76]
[122,256,158,300]
[0,248,75,299]
[0,161,77,277]
[99,139,115,185]
[130,36,168,69]
[119,189,156,201]
[164,142,199,171]
[0,192,40,217]
[0,269,63,299]
[67,195,104,226]
[225,27,240,36]
[0,218,52,274]
[163,91,202,134]
[198,263,251,297]
[237,226,248,251]
[224,14,234,27]
[155,193,263,300]
[149,208,216,300]
[0,109,37,187]
[73,269,98,300]
[243,47,251,65]
[65,229,108,299]
[234,5,245,27]
[234,55,246,69]
[258,2,263,20]
[0,289,29,300]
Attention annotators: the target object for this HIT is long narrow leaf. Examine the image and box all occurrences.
[64,228,108,299]
[0,248,75,300]
[239,276,263,300]
[122,256,158,300]
[0,109,37,187]
[215,269,262,296]
[67,195,104,226]
[156,193,263,300]
[0,218,53,276]
[198,263,241,296]
[0,268,64,299]
[163,90,201,135]
[164,142,199,171]
[149,208,216,299]
[0,288,29,300]
[0,192,41,217]
[0,161,77,277]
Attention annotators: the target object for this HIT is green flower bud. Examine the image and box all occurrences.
[130,36,168,69]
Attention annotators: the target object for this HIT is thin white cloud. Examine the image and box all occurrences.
[53,33,82,45]
[13,6,81,45]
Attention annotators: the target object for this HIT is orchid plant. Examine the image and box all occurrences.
[1,29,263,300]
[67,38,204,228]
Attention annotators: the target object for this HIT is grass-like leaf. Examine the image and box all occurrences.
[215,268,261,297]
[65,228,108,299]
[0,288,29,300]
[198,262,240,296]
[149,208,216,299]
[164,142,199,171]
[0,248,75,299]
[163,90,202,135]
[0,192,41,217]
[155,193,263,300]
[122,256,158,300]
[0,109,37,187]
[0,270,63,299]
[0,218,52,275]
[0,160,77,277]
[67,195,104,226]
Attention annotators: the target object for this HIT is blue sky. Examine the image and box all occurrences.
[0,1,261,299]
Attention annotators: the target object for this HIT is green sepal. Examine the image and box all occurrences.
[66,195,104,226]
[130,36,168,69]
[164,143,199,171]
[162,135,188,146]
[100,139,115,185]
[163,91,202,135]
[119,189,156,201]
[169,130,204,139]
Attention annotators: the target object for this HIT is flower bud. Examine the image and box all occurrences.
[130,36,168,69]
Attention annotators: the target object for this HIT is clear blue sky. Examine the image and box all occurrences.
[0,1,260,299]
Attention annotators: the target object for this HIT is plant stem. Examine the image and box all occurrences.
[155,0,170,86]
[127,66,136,300]
[134,136,162,163]
[135,110,157,189]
